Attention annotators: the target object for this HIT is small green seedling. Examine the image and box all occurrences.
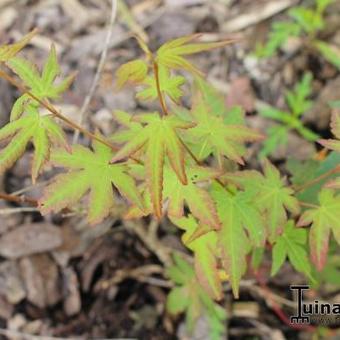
[259,73,319,157]
[256,0,340,70]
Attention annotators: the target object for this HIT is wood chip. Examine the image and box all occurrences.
[63,267,81,316]
[0,223,62,259]
[0,261,25,304]
[20,255,61,308]
[222,0,298,32]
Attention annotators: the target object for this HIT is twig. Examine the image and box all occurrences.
[0,207,40,215]
[0,192,37,205]
[11,180,49,196]
[97,264,173,290]
[0,327,82,340]
[294,165,340,193]
[0,68,143,164]
[247,285,296,309]
[253,270,316,332]
[73,0,118,143]
[222,0,298,33]
[298,200,318,209]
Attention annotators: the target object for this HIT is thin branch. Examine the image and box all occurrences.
[11,180,49,196]
[73,0,118,143]
[0,69,147,166]
[0,327,82,340]
[294,165,340,193]
[0,192,37,205]
[96,264,172,290]
[298,200,318,209]
[0,207,39,215]
[178,135,234,194]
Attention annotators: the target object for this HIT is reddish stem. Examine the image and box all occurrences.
[0,192,37,206]
[294,165,340,193]
[153,61,168,116]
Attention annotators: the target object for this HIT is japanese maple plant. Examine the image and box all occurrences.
[0,30,339,337]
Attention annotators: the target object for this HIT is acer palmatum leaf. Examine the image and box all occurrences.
[156,34,235,75]
[115,59,149,89]
[7,45,74,120]
[271,220,313,281]
[298,189,340,271]
[0,107,69,182]
[123,163,221,229]
[187,94,263,165]
[39,139,144,224]
[111,113,195,218]
[137,65,186,103]
[166,254,226,336]
[211,182,266,298]
[172,215,222,300]
[224,159,300,241]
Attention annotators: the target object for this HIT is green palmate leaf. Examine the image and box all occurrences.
[137,65,185,103]
[7,45,74,120]
[225,159,300,241]
[115,59,149,89]
[10,94,31,122]
[172,215,222,300]
[319,111,340,151]
[211,183,266,298]
[0,106,68,182]
[251,247,265,271]
[39,139,144,224]
[298,189,340,271]
[271,220,313,280]
[0,29,37,62]
[187,93,263,165]
[110,110,143,144]
[287,152,340,204]
[194,77,226,116]
[124,164,220,228]
[111,113,194,218]
[164,165,220,228]
[251,160,300,240]
[156,34,234,75]
[166,254,227,337]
